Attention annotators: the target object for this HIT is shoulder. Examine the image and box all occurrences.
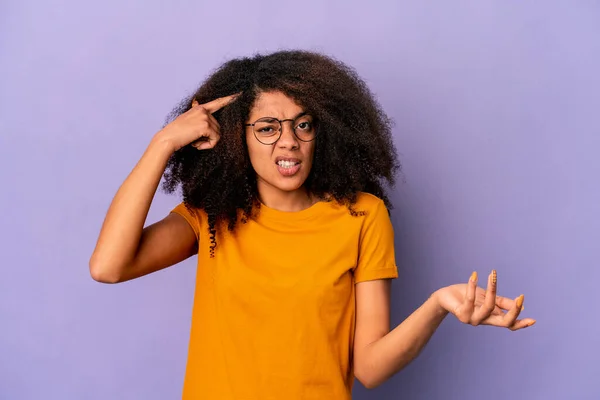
[353,192,388,213]
[350,192,394,234]
[171,202,206,219]
[170,202,208,237]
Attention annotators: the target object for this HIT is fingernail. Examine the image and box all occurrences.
[470,271,478,282]
[491,269,497,285]
[527,319,536,327]
[516,294,524,309]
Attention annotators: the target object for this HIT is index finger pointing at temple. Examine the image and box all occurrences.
[201,93,241,114]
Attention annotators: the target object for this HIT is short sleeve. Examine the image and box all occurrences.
[354,199,398,283]
[170,202,201,240]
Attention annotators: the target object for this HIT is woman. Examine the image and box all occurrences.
[90,50,535,399]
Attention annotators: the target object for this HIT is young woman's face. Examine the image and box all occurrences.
[245,91,316,197]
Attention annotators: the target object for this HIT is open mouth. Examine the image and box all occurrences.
[276,160,300,169]
[275,158,302,176]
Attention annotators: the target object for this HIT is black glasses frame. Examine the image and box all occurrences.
[244,116,317,145]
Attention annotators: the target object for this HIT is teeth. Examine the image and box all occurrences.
[277,160,298,168]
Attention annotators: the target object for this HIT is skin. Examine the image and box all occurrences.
[89,94,238,283]
[245,91,317,211]
[90,91,536,390]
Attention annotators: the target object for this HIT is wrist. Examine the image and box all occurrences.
[149,131,178,155]
[429,290,450,318]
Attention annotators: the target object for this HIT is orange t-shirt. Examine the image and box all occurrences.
[171,192,398,399]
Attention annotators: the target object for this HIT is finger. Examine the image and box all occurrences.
[495,295,518,311]
[201,114,220,133]
[481,314,535,330]
[190,105,221,132]
[202,93,240,114]
[187,117,219,147]
[494,289,525,311]
[472,270,497,324]
[191,136,206,148]
[457,271,477,324]
[466,271,477,306]
[208,113,221,130]
[192,137,215,150]
[192,131,220,150]
[502,294,524,327]
[190,98,221,128]
[491,305,505,316]
[495,296,525,312]
[195,140,215,150]
[508,319,536,332]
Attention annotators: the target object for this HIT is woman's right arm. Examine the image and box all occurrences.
[89,137,196,283]
[89,94,239,283]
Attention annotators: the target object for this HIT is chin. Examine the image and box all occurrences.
[272,177,307,192]
[260,173,309,193]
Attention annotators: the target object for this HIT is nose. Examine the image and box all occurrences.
[276,120,299,149]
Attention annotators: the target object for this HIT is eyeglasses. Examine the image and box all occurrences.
[244,114,317,145]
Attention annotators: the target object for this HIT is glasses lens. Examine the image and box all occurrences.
[253,118,281,144]
[293,116,316,142]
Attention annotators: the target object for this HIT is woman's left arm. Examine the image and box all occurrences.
[353,270,536,389]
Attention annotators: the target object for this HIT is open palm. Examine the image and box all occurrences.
[434,271,536,331]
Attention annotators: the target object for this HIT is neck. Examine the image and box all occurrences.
[257,182,316,212]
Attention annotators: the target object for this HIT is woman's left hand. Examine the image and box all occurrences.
[434,271,536,331]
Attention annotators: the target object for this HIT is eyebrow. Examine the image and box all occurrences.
[257,111,310,121]
[290,111,309,120]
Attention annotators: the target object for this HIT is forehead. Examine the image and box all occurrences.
[248,91,305,119]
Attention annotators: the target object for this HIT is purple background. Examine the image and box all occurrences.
[1,1,598,399]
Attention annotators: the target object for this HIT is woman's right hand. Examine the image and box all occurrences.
[155,93,240,152]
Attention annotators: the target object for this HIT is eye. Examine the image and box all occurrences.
[296,121,313,131]
[254,119,280,136]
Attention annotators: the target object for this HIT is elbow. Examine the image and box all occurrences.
[355,374,381,390]
[354,364,383,390]
[89,256,122,284]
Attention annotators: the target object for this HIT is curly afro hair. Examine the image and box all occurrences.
[162,50,401,256]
